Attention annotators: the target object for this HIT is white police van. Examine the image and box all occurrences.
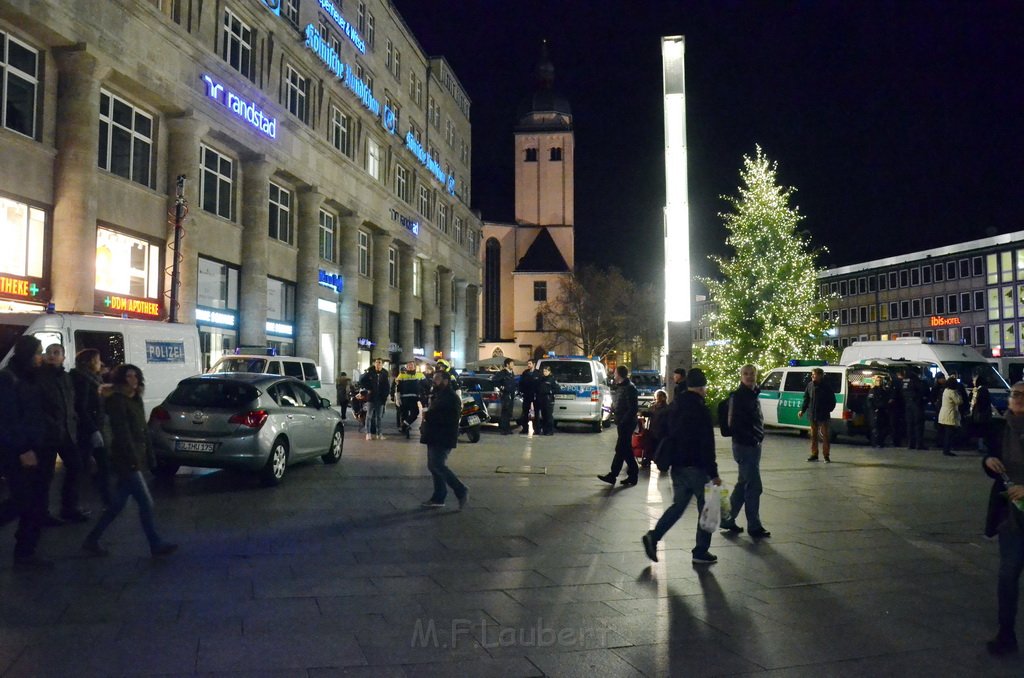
[208,350,334,402]
[535,356,612,432]
[0,312,202,415]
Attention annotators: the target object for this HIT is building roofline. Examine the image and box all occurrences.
[819,228,1024,277]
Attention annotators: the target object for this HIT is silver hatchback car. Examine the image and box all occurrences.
[149,373,344,486]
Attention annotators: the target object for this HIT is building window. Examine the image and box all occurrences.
[910,267,920,286]
[280,0,299,25]
[869,305,877,322]
[877,274,886,291]
[388,247,398,287]
[393,48,401,80]
[923,297,933,316]
[934,263,944,282]
[858,277,867,294]
[959,259,970,279]
[973,256,984,277]
[911,299,921,317]
[534,281,547,302]
[394,164,410,202]
[366,12,375,49]
[900,300,910,318]
[222,9,253,80]
[974,290,985,311]
[979,325,988,346]
[935,295,946,315]
[437,202,449,234]
[960,292,971,313]
[318,209,335,262]
[199,145,234,220]
[445,119,455,147]
[879,303,888,321]
[0,196,44,279]
[889,302,899,319]
[98,90,154,188]
[841,309,849,325]
[839,280,848,297]
[1003,251,1014,283]
[922,265,932,284]
[418,185,430,216]
[947,261,957,280]
[963,326,973,345]
[268,182,292,244]
[359,302,373,340]
[535,312,544,331]
[357,1,365,31]
[409,72,422,107]
[899,270,909,288]
[1,32,38,138]
[989,289,1000,321]
[428,97,440,129]
[366,137,383,182]
[95,227,160,300]
[454,216,464,245]
[412,258,421,297]
[385,39,392,70]
[889,271,898,289]
[859,306,868,323]
[550,147,562,161]
[524,147,538,162]
[330,106,352,157]
[357,230,369,276]
[284,65,309,123]
[484,239,500,340]
[947,294,957,314]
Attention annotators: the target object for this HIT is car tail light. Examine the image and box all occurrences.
[149,406,170,423]
[484,393,499,402]
[843,410,853,420]
[591,390,601,402]
[229,410,269,429]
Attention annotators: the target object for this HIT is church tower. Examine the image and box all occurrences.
[479,43,578,362]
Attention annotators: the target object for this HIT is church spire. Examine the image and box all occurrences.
[537,39,555,89]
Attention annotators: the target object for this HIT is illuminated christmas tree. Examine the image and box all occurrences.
[695,147,836,397]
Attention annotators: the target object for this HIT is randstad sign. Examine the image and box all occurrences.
[202,75,277,139]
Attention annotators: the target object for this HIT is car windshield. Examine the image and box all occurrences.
[632,373,663,388]
[209,357,268,374]
[945,361,1010,390]
[460,377,497,392]
[167,379,260,408]
[543,361,591,384]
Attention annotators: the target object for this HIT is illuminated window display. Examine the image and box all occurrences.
[197,257,239,370]
[0,197,44,278]
[94,227,159,299]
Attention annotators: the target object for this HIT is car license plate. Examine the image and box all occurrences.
[555,393,575,400]
[175,440,216,453]
[466,415,480,426]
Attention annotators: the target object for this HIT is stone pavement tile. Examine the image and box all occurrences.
[161,671,308,678]
[613,637,764,677]
[398,560,491,576]
[371,575,448,595]
[437,535,539,556]
[226,554,304,579]
[476,616,633,658]
[197,630,366,672]
[533,564,635,586]
[354,626,491,666]
[493,601,624,627]
[180,596,319,634]
[4,633,199,677]
[253,574,376,598]
[411,590,522,617]
[430,569,555,592]
[60,597,181,624]
[118,573,254,602]
[402,656,543,677]
[308,666,407,678]
[317,593,426,619]
[759,648,984,677]
[525,648,645,677]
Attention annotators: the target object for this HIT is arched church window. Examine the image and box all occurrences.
[484,238,501,340]
[549,147,562,161]
[524,148,538,162]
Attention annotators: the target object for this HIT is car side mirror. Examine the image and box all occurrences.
[320,397,332,409]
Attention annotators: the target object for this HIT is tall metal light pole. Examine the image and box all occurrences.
[661,36,693,379]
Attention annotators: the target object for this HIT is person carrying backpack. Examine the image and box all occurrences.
[719,364,770,538]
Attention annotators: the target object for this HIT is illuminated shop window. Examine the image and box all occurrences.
[0,197,44,278]
[95,227,159,299]
[99,90,154,188]
[197,256,238,310]
[222,8,254,81]
[1,32,38,138]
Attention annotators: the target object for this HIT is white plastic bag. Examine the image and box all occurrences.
[699,482,731,532]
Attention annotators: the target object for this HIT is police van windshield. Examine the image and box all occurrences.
[543,361,592,384]
[210,357,268,374]
[632,373,663,388]
[944,361,1010,390]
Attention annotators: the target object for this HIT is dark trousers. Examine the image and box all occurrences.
[337,398,349,419]
[4,451,55,558]
[86,471,164,550]
[426,445,467,503]
[650,466,713,555]
[57,444,84,513]
[998,524,1024,635]
[88,443,114,508]
[520,394,536,431]
[538,397,554,435]
[498,394,513,432]
[610,421,639,479]
[905,405,925,448]
[399,397,420,427]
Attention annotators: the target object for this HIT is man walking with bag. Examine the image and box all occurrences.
[641,368,722,564]
[720,364,770,538]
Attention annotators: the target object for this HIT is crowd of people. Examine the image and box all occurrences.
[0,336,176,570]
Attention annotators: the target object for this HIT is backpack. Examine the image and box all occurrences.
[718,394,733,438]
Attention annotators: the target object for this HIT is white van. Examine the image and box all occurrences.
[208,353,334,403]
[0,312,202,415]
[535,357,612,432]
[841,338,1009,415]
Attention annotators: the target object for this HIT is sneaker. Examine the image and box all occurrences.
[457,488,469,510]
[824,457,832,464]
[377,433,386,440]
[691,551,718,564]
[13,554,55,571]
[806,456,819,462]
[642,532,658,562]
[620,477,638,487]
[151,543,178,557]
[421,500,445,508]
[987,634,1019,656]
[720,519,744,534]
[81,541,110,557]
[597,473,616,485]
[749,527,772,539]
[365,433,372,441]
[60,508,91,523]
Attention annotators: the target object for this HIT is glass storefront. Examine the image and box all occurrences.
[94,226,161,318]
[196,256,239,370]
[0,195,47,311]
[267,277,295,355]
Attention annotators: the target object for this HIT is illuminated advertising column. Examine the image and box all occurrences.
[662,36,693,377]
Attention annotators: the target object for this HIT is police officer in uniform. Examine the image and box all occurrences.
[491,358,517,435]
[535,365,559,436]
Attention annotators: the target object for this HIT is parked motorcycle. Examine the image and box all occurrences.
[460,394,487,443]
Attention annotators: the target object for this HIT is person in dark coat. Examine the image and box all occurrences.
[359,358,390,440]
[419,369,468,509]
[599,365,640,486]
[720,364,770,538]
[641,368,722,564]
[643,390,670,467]
[491,358,517,435]
[865,376,892,449]
[971,373,994,454]
[70,348,112,508]
[671,367,687,400]
[38,343,85,523]
[902,369,929,450]
[82,364,176,558]
[518,359,540,434]
[535,365,559,436]
[0,335,52,570]
[887,375,905,447]
[335,371,351,419]
[981,381,1024,655]
[798,368,836,462]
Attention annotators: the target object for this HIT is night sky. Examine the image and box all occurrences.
[395,1,1023,287]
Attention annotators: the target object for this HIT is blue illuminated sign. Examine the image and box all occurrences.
[260,0,281,16]
[203,75,277,139]
[318,0,366,53]
[405,132,456,195]
[304,25,345,81]
[382,106,397,134]
[304,24,383,123]
[389,208,420,236]
[318,269,344,293]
